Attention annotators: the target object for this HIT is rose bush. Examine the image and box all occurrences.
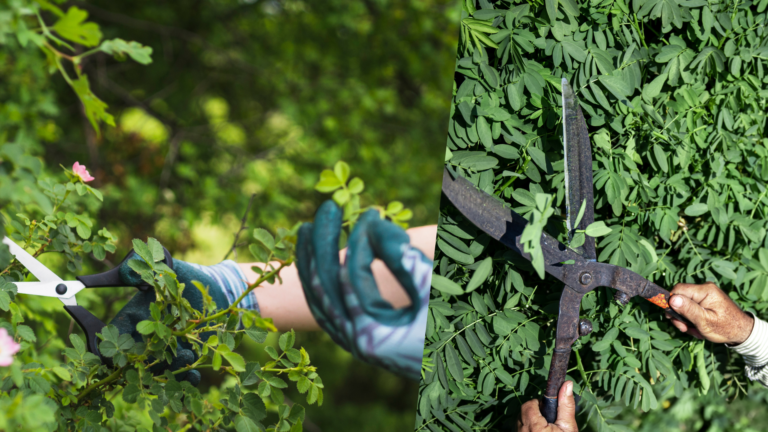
[1,3,324,431]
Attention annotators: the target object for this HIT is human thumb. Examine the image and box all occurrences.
[669,294,705,328]
[555,381,578,432]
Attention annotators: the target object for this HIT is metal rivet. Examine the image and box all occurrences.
[579,272,592,285]
[55,284,67,295]
[579,319,593,336]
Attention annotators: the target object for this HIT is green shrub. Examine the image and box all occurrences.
[1,3,322,431]
[419,0,768,430]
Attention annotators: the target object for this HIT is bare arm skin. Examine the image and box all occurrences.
[239,225,437,331]
[666,282,754,345]
[517,381,578,432]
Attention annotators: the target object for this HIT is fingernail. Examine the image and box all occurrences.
[671,296,683,308]
[566,381,573,396]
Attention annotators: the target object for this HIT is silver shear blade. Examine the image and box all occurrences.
[3,237,62,283]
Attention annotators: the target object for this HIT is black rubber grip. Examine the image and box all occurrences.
[541,396,558,424]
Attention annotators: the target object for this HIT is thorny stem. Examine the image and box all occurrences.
[76,366,126,400]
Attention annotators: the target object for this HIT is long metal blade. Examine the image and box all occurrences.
[13,281,85,305]
[2,237,62,283]
[562,78,596,260]
[441,169,581,283]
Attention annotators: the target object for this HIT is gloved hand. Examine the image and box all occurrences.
[111,252,255,385]
[296,201,432,380]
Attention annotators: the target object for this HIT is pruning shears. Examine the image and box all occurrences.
[2,236,172,365]
[440,78,693,423]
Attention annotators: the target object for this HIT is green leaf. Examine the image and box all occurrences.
[642,73,667,102]
[348,177,364,194]
[234,415,260,432]
[445,344,463,381]
[655,44,684,63]
[685,203,708,216]
[242,392,267,422]
[71,76,114,135]
[625,326,650,339]
[334,161,350,183]
[527,147,548,172]
[245,327,268,344]
[53,7,102,47]
[477,116,494,149]
[585,221,612,237]
[653,144,669,172]
[213,351,222,370]
[51,366,71,381]
[218,345,246,372]
[15,324,35,342]
[480,62,500,89]
[431,274,464,296]
[253,228,276,251]
[545,0,559,23]
[316,170,343,192]
[279,330,295,351]
[136,320,155,335]
[100,38,153,64]
[465,257,493,293]
[0,291,10,312]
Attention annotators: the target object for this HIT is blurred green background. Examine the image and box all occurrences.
[1,0,460,430]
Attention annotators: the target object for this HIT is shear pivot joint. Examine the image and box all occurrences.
[579,272,592,286]
[56,284,67,295]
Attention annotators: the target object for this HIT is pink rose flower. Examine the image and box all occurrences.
[73,161,95,182]
[0,328,20,367]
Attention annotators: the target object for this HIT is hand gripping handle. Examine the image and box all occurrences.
[638,281,694,328]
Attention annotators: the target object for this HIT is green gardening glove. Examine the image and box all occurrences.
[111,250,256,385]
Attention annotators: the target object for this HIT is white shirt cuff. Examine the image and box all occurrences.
[729,314,768,367]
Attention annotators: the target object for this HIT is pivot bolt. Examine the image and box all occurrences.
[579,272,592,286]
[579,319,593,336]
[55,283,67,295]
[615,291,631,306]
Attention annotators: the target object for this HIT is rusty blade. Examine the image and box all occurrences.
[562,78,596,260]
[441,169,574,282]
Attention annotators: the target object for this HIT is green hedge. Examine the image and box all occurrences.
[418,0,768,430]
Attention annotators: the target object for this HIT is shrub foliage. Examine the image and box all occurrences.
[1,3,325,431]
[419,0,768,430]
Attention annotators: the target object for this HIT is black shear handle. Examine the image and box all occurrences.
[76,246,173,290]
[541,348,572,423]
[63,305,112,367]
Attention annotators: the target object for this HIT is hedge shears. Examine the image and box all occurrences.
[2,236,172,365]
[440,78,692,423]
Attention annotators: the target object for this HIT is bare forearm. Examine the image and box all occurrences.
[240,224,437,332]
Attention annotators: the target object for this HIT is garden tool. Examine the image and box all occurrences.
[2,236,173,366]
[440,78,693,423]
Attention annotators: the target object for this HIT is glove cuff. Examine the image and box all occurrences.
[186,260,259,312]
